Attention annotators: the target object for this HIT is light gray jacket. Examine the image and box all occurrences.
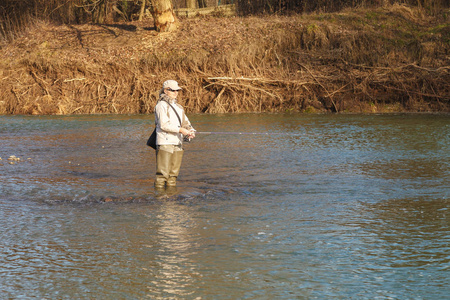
[155,94,193,146]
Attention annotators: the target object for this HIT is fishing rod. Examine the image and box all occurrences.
[183,131,336,142]
[197,131,270,135]
[195,131,325,136]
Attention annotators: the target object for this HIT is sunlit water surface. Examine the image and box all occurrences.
[0,114,449,299]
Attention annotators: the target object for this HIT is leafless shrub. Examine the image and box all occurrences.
[0,3,448,114]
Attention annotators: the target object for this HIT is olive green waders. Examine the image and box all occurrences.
[155,147,184,188]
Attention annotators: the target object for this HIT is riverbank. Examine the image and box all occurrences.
[0,4,449,114]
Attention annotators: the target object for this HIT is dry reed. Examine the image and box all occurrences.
[0,4,449,115]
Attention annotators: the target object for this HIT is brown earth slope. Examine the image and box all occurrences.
[0,4,449,114]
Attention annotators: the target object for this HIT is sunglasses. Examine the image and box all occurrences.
[166,88,179,92]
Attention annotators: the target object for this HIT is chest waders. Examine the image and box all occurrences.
[155,146,183,188]
[154,100,185,189]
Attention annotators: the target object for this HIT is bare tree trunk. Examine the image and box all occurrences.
[197,0,206,8]
[92,0,107,24]
[186,0,197,9]
[138,0,146,21]
[149,0,178,32]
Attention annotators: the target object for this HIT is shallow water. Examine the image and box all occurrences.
[0,113,449,299]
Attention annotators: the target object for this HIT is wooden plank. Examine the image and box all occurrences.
[175,4,235,18]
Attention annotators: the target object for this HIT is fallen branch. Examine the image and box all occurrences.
[207,76,312,86]
[341,59,450,73]
[206,80,284,103]
[298,63,339,112]
[63,77,86,82]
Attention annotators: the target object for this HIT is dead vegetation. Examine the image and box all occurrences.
[0,4,449,114]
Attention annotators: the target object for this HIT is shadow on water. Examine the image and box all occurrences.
[66,170,116,179]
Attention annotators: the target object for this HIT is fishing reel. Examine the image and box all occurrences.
[183,129,196,143]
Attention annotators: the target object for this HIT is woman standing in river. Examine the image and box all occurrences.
[154,80,196,189]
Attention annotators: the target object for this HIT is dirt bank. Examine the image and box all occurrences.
[0,4,449,114]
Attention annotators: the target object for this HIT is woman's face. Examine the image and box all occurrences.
[165,88,179,99]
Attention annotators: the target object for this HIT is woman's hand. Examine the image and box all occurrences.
[179,128,196,139]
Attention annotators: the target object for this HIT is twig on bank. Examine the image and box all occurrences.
[341,59,450,73]
[327,83,351,98]
[206,80,284,103]
[30,71,50,96]
[381,85,449,100]
[407,64,450,73]
[70,106,84,114]
[205,86,226,113]
[298,63,339,112]
[63,77,86,82]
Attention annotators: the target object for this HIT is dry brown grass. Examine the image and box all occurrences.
[0,4,449,115]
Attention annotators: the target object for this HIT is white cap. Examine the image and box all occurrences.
[163,80,182,90]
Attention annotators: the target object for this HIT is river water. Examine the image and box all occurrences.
[0,113,448,299]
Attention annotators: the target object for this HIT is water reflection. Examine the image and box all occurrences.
[146,200,201,298]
